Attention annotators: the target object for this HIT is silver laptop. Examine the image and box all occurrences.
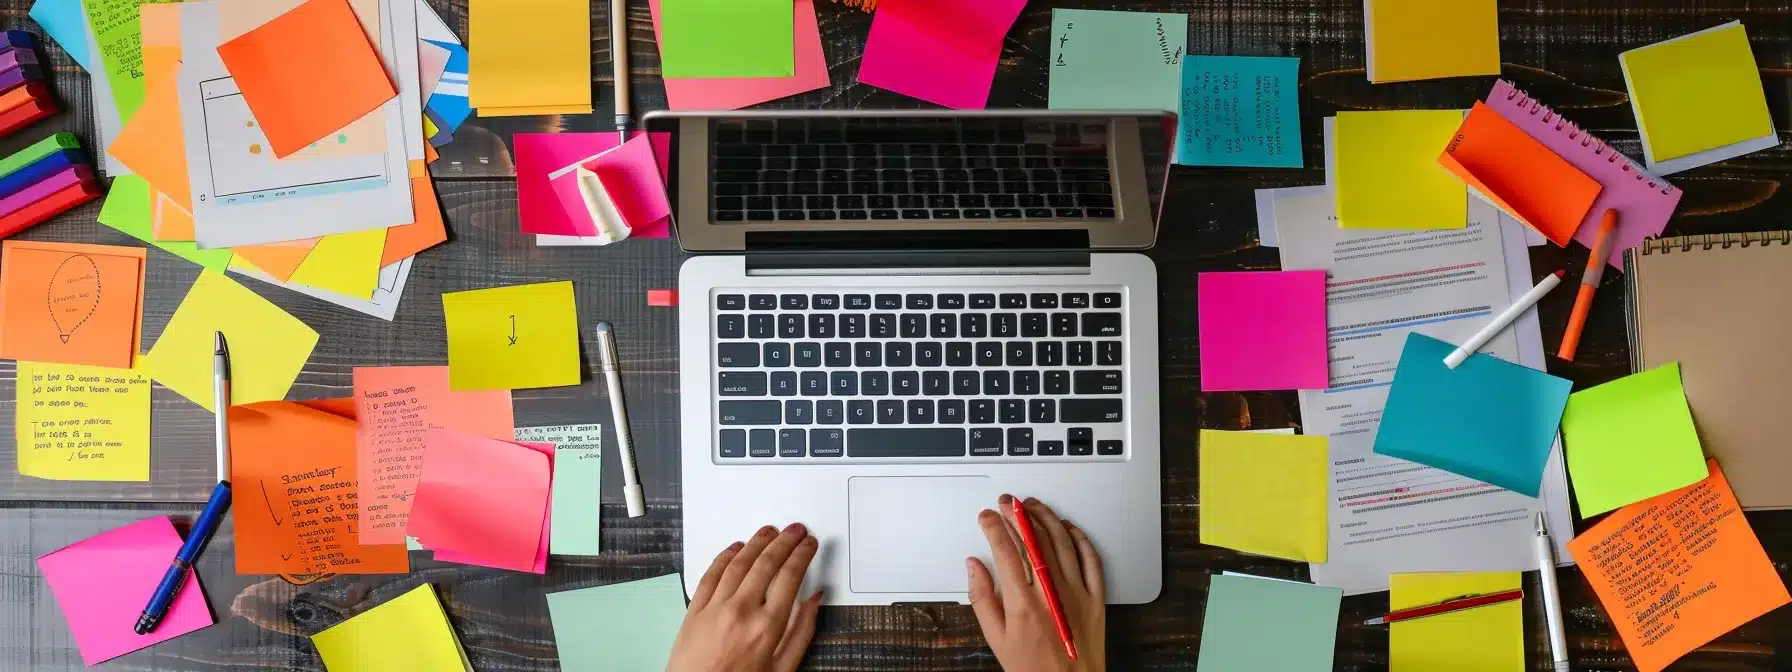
[654,110,1169,605]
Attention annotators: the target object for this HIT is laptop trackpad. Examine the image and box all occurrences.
[849,476,1000,595]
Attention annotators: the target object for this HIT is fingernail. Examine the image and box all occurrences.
[978,508,997,520]
[727,541,745,552]
[784,522,807,536]
[965,557,976,577]
[757,525,777,537]
[1023,496,1040,506]
[808,589,824,603]
[998,493,1013,505]
[801,535,819,548]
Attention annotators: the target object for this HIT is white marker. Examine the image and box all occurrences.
[1444,271,1563,369]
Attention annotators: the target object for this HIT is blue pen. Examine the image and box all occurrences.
[136,332,232,635]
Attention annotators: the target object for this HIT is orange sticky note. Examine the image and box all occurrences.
[108,77,191,210]
[152,192,195,242]
[1568,461,1790,672]
[1439,102,1602,246]
[234,238,321,283]
[229,400,411,575]
[217,0,397,158]
[353,366,516,545]
[408,429,551,573]
[381,172,447,267]
[0,241,147,369]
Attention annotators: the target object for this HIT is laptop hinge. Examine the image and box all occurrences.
[743,229,1091,273]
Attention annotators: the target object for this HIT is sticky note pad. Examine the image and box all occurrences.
[0,240,146,369]
[468,0,591,116]
[1621,22,1776,171]
[1199,430,1328,562]
[217,0,397,157]
[1048,9,1186,113]
[431,438,553,574]
[16,361,151,482]
[1439,103,1602,247]
[1334,110,1467,229]
[1375,333,1572,497]
[312,584,472,672]
[1365,0,1500,83]
[354,366,516,545]
[146,273,319,411]
[1197,271,1328,391]
[516,424,604,556]
[650,0,829,110]
[1196,574,1341,672]
[516,132,671,237]
[442,280,581,390]
[1562,362,1710,516]
[547,574,688,671]
[858,0,1028,110]
[407,429,551,572]
[1390,572,1523,672]
[658,0,793,78]
[37,516,215,666]
[1177,56,1303,168]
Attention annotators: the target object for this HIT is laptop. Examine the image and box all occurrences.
[649,110,1169,605]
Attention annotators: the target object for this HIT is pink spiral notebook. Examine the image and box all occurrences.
[1485,80,1685,269]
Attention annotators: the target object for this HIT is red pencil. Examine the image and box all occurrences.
[1361,589,1524,625]
[1009,497,1078,660]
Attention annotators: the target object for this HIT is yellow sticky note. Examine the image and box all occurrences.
[468,0,592,115]
[1390,572,1523,672]
[1621,22,1773,164]
[312,584,472,672]
[1198,430,1328,562]
[1335,110,1467,229]
[288,229,387,300]
[15,361,151,481]
[442,281,581,391]
[146,273,320,411]
[1365,0,1499,83]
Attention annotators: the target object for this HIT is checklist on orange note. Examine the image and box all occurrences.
[1567,461,1790,672]
[0,241,147,369]
[217,0,397,157]
[1439,102,1602,246]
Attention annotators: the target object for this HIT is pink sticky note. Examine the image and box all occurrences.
[545,133,673,239]
[408,430,551,573]
[36,516,215,666]
[649,0,829,110]
[519,132,673,236]
[1197,270,1329,391]
[597,135,674,230]
[857,0,1027,109]
[432,440,553,573]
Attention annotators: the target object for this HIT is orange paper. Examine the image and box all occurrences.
[353,366,515,545]
[153,192,195,242]
[217,0,397,158]
[0,241,147,369]
[408,429,551,573]
[1568,461,1790,672]
[235,239,322,282]
[107,77,191,211]
[382,171,447,267]
[229,400,410,575]
[1439,102,1602,246]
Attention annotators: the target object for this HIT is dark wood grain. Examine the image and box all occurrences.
[5,0,1792,670]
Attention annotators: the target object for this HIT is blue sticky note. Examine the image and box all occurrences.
[423,39,470,132]
[1374,333,1573,497]
[27,0,88,71]
[1176,55,1303,168]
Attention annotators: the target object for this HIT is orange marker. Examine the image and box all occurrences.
[1558,209,1616,361]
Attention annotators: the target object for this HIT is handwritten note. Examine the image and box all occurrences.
[79,0,174,120]
[441,281,582,391]
[1177,56,1303,168]
[353,365,515,545]
[517,424,604,556]
[14,361,148,481]
[0,240,147,369]
[1048,9,1185,112]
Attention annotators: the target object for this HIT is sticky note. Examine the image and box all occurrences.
[287,228,387,299]
[1568,462,1789,672]
[1562,362,1710,516]
[231,238,320,283]
[1048,10,1186,112]
[429,439,553,574]
[217,0,396,157]
[546,574,688,672]
[1439,103,1601,246]
[1177,56,1303,168]
[647,289,678,307]
[649,0,829,110]
[517,424,604,556]
[30,0,92,71]
[1621,22,1774,166]
[353,366,515,545]
[858,0,1028,110]
[1390,572,1523,672]
[442,280,581,391]
[467,0,591,116]
[80,0,165,120]
[407,429,551,573]
[1199,430,1328,562]
[145,272,320,411]
[1365,0,1499,83]
[385,172,449,266]
[516,132,671,237]
[658,0,793,78]
[97,176,234,274]
[312,584,472,672]
[1196,574,1341,672]
[37,516,215,666]
[1334,110,1468,229]
[1197,270,1328,391]
[595,135,674,233]
[0,241,146,369]
[108,76,191,209]
[15,361,150,482]
[1374,333,1572,497]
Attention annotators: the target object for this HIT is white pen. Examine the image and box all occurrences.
[1535,512,1571,671]
[1444,271,1563,369]
[595,322,646,517]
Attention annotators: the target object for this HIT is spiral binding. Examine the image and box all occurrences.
[1637,231,1792,255]
[1500,82,1676,197]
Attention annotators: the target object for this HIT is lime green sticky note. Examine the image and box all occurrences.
[97,176,233,274]
[442,281,581,391]
[1197,574,1340,671]
[145,272,319,411]
[658,0,794,78]
[1199,430,1329,562]
[312,584,472,672]
[546,574,687,671]
[288,228,387,300]
[1621,22,1774,164]
[1334,110,1467,229]
[1562,362,1711,516]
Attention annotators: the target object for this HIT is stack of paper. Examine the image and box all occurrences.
[1364,0,1500,83]
[1620,22,1778,174]
[352,366,516,546]
[311,584,473,671]
[407,429,554,573]
[1331,110,1468,229]
[468,0,590,116]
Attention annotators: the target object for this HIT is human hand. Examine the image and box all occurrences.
[667,523,823,672]
[967,495,1106,672]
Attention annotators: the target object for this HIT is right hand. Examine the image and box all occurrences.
[966,495,1107,672]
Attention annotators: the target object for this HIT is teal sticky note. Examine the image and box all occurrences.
[29,0,91,71]
[1048,9,1186,112]
[547,574,687,671]
[516,424,603,556]
[97,176,233,275]
[1374,332,1573,497]
[1197,574,1341,671]
[1176,55,1303,167]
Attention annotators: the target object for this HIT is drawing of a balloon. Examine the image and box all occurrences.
[47,255,101,344]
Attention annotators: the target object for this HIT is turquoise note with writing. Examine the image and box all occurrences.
[517,424,604,556]
[1198,574,1341,671]
[1048,9,1186,112]
[547,574,687,671]
[1177,55,1304,167]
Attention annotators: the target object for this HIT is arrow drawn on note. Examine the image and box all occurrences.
[508,315,518,346]
[260,480,284,526]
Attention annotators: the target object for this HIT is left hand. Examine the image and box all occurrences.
[666,523,823,672]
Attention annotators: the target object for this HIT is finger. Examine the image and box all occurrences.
[714,525,778,603]
[737,523,809,605]
[978,506,1030,593]
[772,590,823,672]
[1023,498,1082,594]
[1066,521,1106,602]
[965,557,1005,637]
[765,534,820,612]
[995,495,1035,585]
[690,541,745,612]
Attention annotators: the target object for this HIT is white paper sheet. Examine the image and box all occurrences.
[229,256,414,321]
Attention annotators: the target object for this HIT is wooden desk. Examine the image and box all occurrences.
[4,0,1791,669]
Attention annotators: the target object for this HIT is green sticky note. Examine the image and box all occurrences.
[547,574,687,671]
[1197,574,1340,671]
[1562,362,1711,516]
[516,424,603,556]
[658,0,793,78]
[79,0,177,121]
[98,175,233,274]
[1048,9,1186,112]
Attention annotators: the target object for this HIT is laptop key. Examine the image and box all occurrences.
[720,430,747,457]
[1006,342,1033,366]
[845,294,872,309]
[718,315,745,339]
[1045,370,1070,395]
[809,314,835,339]
[993,313,1018,338]
[1082,312,1122,337]
[1038,440,1064,456]
[1097,440,1124,456]
[786,401,814,425]
[892,371,919,396]
[851,428,968,457]
[749,314,774,339]
[901,314,926,338]
[931,314,956,338]
[1000,293,1027,309]
[1021,313,1047,337]
[781,294,808,310]
[801,371,827,395]
[1038,342,1063,366]
[917,342,943,367]
[818,401,844,425]
[1075,370,1122,395]
[954,371,980,396]
[779,314,804,339]
[811,429,845,457]
[1015,371,1041,395]
[975,342,1002,366]
[923,371,950,396]
[1098,341,1123,366]
[969,428,1002,456]
[947,342,974,367]
[718,372,767,396]
[969,294,996,309]
[995,209,1024,219]
[749,294,777,310]
[779,429,807,457]
[970,399,996,424]
[901,209,930,219]
[876,294,902,309]
[1031,293,1059,309]
[886,342,914,367]
[1068,427,1093,455]
[871,209,901,219]
[842,210,870,220]
[750,429,776,457]
[1062,293,1089,309]
[1095,293,1122,308]
[720,401,781,425]
[831,371,859,396]
[1062,399,1123,423]
[907,293,934,309]
[999,400,1026,424]
[848,400,874,425]
[939,399,965,424]
[770,372,797,396]
[718,294,746,310]
[764,343,791,367]
[718,343,760,367]
[871,314,897,338]
[908,400,935,424]
[961,313,987,338]
[863,371,890,396]
[876,400,904,424]
[1029,399,1056,423]
[984,371,1011,395]
[854,343,881,367]
[715,211,747,221]
[1069,341,1093,366]
[1052,313,1078,337]
[1007,429,1035,456]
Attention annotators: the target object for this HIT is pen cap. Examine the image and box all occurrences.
[625,484,646,518]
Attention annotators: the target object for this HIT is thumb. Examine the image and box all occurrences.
[966,557,1005,641]
[773,590,822,672]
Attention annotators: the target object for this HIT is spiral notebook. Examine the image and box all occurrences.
[1625,232,1792,510]
[1486,81,1685,269]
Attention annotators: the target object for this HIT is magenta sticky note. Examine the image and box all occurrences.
[857,0,1027,109]
[1197,270,1329,391]
[649,0,830,110]
[596,135,674,232]
[36,516,215,666]
[535,132,673,238]
[410,431,551,573]
[432,440,554,574]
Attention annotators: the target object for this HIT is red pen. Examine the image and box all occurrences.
[1009,496,1078,661]
[1361,589,1525,625]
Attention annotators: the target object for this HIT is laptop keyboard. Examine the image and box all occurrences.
[711,288,1128,462]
